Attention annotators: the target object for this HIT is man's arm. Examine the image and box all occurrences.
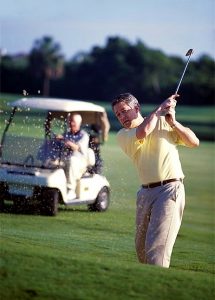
[77,131,89,155]
[64,133,89,153]
[136,95,177,139]
[165,107,199,148]
[64,140,80,151]
[55,134,80,151]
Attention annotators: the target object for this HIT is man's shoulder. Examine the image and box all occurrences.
[80,129,89,137]
[116,128,138,146]
[80,129,87,134]
[117,127,136,137]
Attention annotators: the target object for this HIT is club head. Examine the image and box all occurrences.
[186,49,194,56]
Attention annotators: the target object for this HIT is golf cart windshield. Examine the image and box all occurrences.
[0,100,110,170]
[0,107,56,168]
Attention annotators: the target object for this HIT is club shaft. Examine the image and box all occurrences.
[175,54,192,94]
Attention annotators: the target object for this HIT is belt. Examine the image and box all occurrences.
[142,178,183,189]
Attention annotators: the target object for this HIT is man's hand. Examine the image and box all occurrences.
[64,140,80,151]
[159,95,178,115]
[160,95,199,147]
[165,107,176,126]
[55,134,64,140]
[55,135,79,151]
[136,94,178,139]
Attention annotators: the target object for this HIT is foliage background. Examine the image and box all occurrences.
[1,36,214,105]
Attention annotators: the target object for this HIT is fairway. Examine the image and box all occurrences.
[0,132,214,300]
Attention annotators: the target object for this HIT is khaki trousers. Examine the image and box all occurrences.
[63,152,88,191]
[135,181,185,268]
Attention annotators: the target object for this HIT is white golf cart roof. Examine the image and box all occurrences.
[10,97,105,113]
[10,97,110,142]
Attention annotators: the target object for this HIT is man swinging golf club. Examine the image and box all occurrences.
[112,50,199,268]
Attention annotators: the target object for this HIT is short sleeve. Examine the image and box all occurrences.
[117,128,144,158]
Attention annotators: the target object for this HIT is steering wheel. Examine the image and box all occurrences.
[23,154,34,165]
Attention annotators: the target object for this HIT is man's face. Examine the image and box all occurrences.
[113,101,138,129]
[69,115,81,133]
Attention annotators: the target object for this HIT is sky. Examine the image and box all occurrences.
[0,0,214,60]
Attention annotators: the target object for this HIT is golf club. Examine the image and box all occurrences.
[174,48,194,95]
[166,49,193,117]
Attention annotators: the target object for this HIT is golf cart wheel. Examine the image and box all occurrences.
[0,194,4,212]
[13,197,26,214]
[0,182,7,212]
[88,187,110,212]
[0,198,4,212]
[40,188,59,216]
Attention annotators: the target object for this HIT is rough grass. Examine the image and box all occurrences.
[0,134,214,300]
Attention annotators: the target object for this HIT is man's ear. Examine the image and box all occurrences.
[134,104,140,113]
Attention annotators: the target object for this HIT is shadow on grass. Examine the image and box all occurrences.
[0,202,91,216]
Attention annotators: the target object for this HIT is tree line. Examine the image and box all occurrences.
[0,36,214,105]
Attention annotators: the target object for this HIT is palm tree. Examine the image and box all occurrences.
[29,36,64,96]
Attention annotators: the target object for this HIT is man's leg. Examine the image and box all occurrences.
[135,188,151,263]
[145,182,185,268]
[65,154,87,191]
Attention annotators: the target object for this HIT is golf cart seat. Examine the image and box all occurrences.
[83,124,104,174]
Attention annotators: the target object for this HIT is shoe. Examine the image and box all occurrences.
[67,189,76,200]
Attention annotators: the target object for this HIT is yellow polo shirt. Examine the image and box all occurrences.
[117,116,185,184]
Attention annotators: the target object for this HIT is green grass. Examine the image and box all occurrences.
[0,133,214,300]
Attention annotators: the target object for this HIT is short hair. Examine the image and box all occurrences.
[67,113,82,127]
[112,93,140,110]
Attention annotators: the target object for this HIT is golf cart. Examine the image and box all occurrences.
[0,97,110,216]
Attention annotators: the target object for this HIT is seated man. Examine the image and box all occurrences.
[56,113,89,199]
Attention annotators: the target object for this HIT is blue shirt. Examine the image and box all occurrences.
[63,129,89,158]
